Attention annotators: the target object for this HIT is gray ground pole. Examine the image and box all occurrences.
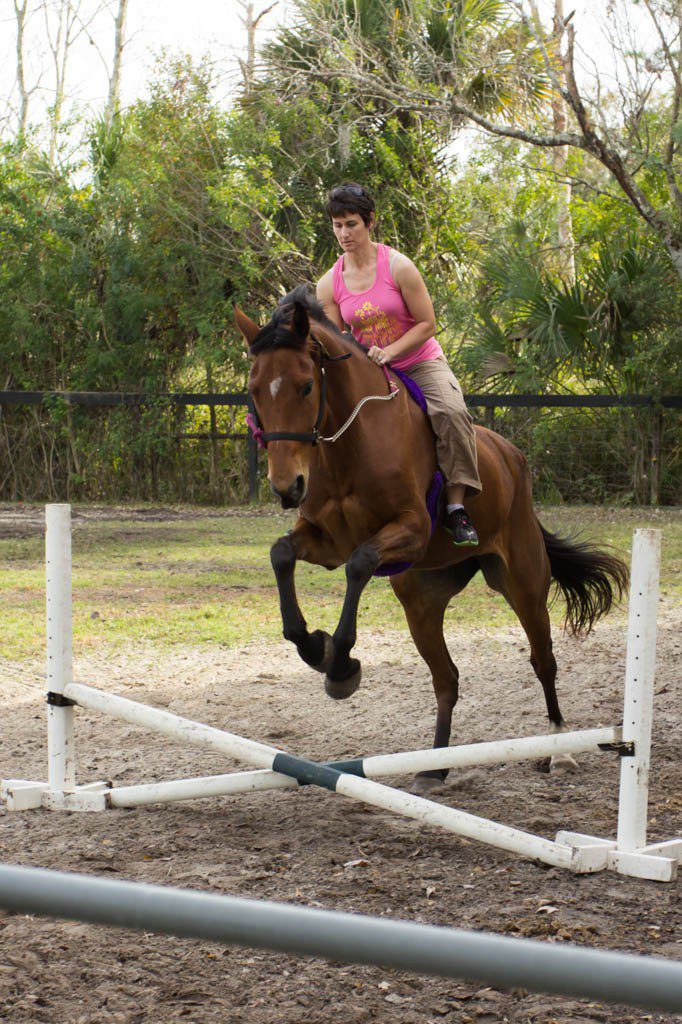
[1,864,681,1013]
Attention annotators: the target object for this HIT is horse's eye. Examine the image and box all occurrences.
[301,381,313,397]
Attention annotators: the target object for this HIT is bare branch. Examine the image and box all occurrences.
[526,161,631,206]
[252,2,277,30]
[448,96,582,148]
[563,24,663,235]
[641,0,681,90]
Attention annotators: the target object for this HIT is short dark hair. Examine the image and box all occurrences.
[325,183,375,226]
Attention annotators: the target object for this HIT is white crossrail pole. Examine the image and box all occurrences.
[46,504,75,791]
[108,770,298,807]
[63,682,282,768]
[362,727,619,776]
[60,684,592,870]
[108,727,619,808]
[616,529,661,853]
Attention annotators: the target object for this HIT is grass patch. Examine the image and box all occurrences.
[0,506,679,661]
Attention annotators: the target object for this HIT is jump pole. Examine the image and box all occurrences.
[2,507,680,881]
[556,528,682,880]
[46,504,75,791]
[36,679,604,873]
[105,725,621,808]
[1,863,682,1012]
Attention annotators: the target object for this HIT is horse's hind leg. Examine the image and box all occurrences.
[391,561,479,794]
[478,551,575,771]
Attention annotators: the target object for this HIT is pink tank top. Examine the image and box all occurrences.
[332,243,443,371]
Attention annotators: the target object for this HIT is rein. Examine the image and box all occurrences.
[247,339,399,449]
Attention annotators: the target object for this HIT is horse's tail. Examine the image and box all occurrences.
[540,525,629,635]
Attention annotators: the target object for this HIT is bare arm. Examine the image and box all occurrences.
[316,270,345,331]
[371,254,436,365]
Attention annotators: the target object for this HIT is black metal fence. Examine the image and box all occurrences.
[1,391,680,505]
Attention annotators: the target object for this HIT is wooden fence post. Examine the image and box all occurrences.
[650,409,662,507]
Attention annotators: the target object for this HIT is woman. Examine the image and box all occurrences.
[316,182,481,545]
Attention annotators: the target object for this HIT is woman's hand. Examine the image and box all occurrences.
[368,345,391,366]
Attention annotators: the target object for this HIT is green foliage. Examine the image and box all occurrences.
[464,227,682,392]
[441,136,682,396]
[0,3,680,505]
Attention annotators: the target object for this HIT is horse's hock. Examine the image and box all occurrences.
[2,505,681,882]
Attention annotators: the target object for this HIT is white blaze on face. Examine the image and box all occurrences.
[270,377,282,400]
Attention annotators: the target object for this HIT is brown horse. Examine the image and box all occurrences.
[235,287,628,789]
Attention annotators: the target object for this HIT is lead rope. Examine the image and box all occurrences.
[319,365,399,444]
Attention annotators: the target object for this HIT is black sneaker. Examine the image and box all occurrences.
[445,508,479,546]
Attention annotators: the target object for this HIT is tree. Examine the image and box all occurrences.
[44,0,85,164]
[237,0,278,97]
[550,0,574,282]
[104,0,129,128]
[10,0,43,139]
[267,0,682,278]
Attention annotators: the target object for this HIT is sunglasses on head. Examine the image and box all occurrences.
[330,185,366,199]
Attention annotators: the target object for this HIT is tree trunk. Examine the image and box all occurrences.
[46,0,83,166]
[47,0,68,166]
[552,0,575,283]
[105,0,129,127]
[665,243,682,278]
[239,1,277,97]
[13,0,29,138]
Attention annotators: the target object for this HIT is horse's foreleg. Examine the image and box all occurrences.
[325,514,429,700]
[270,525,339,673]
[323,541,378,698]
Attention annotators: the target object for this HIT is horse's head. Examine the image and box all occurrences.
[236,297,323,509]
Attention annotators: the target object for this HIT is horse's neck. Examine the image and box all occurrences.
[312,320,388,410]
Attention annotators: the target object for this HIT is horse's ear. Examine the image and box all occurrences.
[291,301,310,341]
[234,304,260,352]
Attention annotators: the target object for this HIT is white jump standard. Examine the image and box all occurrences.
[2,506,680,882]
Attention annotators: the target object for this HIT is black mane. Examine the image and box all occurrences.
[249,284,349,355]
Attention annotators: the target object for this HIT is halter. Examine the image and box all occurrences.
[247,337,399,448]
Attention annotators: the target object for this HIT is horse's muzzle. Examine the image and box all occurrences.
[271,474,306,509]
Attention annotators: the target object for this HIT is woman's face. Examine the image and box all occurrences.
[331,211,373,252]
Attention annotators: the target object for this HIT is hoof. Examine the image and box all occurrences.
[324,661,361,700]
[550,752,579,772]
[411,774,446,796]
[308,631,334,674]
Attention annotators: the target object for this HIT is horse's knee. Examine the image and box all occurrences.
[270,535,295,575]
[283,623,305,644]
[346,543,380,583]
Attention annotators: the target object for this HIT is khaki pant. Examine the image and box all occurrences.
[404,356,482,497]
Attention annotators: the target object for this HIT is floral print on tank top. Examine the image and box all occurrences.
[352,301,403,349]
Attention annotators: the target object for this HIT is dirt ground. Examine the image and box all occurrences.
[0,509,680,1024]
